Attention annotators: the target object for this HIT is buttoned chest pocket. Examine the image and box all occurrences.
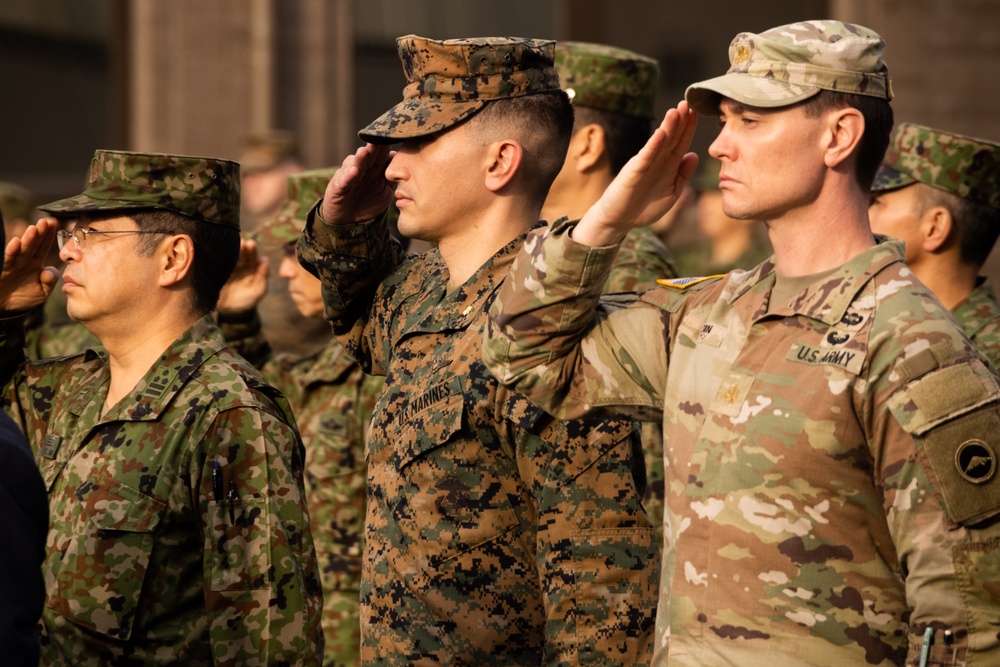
[46,475,165,641]
[390,392,520,571]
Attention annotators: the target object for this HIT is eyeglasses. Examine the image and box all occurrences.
[56,227,172,250]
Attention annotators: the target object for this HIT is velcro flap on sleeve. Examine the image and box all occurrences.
[887,360,997,436]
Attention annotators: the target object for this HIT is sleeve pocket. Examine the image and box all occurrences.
[206,497,271,591]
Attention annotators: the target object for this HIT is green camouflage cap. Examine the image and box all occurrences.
[685,20,892,116]
[0,181,35,222]
[555,42,658,120]
[359,35,561,144]
[39,150,241,230]
[252,167,336,246]
[240,130,300,174]
[872,122,1000,210]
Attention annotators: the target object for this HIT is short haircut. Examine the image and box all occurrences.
[130,209,240,314]
[572,106,652,175]
[465,90,574,206]
[915,185,1000,268]
[800,90,894,191]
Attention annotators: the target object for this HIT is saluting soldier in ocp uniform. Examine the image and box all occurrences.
[485,20,1000,666]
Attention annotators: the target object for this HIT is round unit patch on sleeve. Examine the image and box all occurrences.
[956,439,997,484]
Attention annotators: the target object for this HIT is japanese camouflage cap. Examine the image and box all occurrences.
[252,167,336,246]
[872,123,1000,210]
[0,181,35,223]
[685,20,892,116]
[359,35,562,144]
[240,130,300,174]
[39,150,241,230]
[556,42,658,120]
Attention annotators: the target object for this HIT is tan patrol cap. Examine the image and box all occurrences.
[685,20,892,116]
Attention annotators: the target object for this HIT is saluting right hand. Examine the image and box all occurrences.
[216,238,270,315]
[319,143,395,225]
[0,218,60,315]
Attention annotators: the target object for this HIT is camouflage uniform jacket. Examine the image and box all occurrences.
[604,226,677,293]
[483,220,1000,667]
[0,314,324,666]
[601,223,675,546]
[951,278,1000,371]
[297,213,660,666]
[222,312,383,667]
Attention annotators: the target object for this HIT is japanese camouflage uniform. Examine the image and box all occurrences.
[556,40,674,542]
[222,168,384,666]
[1,151,323,666]
[297,35,659,665]
[872,122,1000,370]
[484,21,1000,667]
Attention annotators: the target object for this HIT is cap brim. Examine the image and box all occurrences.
[685,73,821,116]
[358,99,486,144]
[871,165,917,193]
[38,193,152,218]
[252,213,301,246]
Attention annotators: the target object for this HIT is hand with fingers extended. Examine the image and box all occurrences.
[319,143,396,225]
[575,101,701,247]
[216,238,270,315]
[0,218,61,316]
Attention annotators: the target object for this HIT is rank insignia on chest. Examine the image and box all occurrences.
[41,434,63,459]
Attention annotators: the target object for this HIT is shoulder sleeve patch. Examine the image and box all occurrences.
[917,408,1000,526]
[656,275,725,290]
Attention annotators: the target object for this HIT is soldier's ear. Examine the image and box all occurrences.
[920,203,955,254]
[822,107,864,172]
[157,233,195,288]
[569,123,607,173]
[483,139,523,193]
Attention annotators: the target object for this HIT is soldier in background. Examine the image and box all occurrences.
[485,20,1000,666]
[869,123,1000,367]
[0,150,323,666]
[239,130,329,356]
[672,159,771,277]
[0,216,48,667]
[298,35,659,665]
[0,181,96,358]
[545,41,676,539]
[218,168,384,667]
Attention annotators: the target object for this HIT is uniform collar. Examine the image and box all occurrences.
[67,314,226,421]
[405,225,541,334]
[729,236,905,326]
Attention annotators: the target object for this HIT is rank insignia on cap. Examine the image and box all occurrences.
[955,439,996,484]
[733,45,751,65]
